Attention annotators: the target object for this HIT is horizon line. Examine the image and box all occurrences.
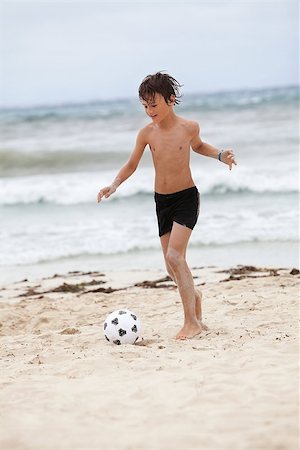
[0,83,298,112]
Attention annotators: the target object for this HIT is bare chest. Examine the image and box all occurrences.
[148,130,190,162]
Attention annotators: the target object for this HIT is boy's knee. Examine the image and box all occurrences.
[166,248,184,271]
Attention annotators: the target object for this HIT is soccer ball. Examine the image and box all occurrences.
[103,309,142,345]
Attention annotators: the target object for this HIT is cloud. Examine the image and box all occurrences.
[0,1,298,107]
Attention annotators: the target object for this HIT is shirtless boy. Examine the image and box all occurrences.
[97,72,237,340]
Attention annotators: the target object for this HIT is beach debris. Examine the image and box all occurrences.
[68,270,106,277]
[218,265,282,282]
[134,276,174,289]
[17,279,107,298]
[44,271,105,279]
[83,286,122,294]
[51,282,86,293]
[50,279,106,294]
[290,268,299,275]
[18,287,41,297]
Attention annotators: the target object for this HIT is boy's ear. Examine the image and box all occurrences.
[168,94,176,105]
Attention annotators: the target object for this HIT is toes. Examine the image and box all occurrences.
[176,334,187,340]
[201,322,209,331]
[175,331,187,340]
[175,328,202,339]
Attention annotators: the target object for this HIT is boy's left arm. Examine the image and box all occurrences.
[190,122,237,170]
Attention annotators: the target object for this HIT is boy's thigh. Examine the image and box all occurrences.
[160,232,171,259]
[168,221,192,255]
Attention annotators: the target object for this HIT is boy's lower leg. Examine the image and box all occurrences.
[166,262,205,323]
[167,248,203,339]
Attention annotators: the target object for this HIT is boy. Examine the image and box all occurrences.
[97,72,236,340]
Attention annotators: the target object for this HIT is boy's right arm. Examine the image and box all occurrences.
[97,128,148,203]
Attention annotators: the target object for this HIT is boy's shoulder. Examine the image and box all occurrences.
[138,123,154,135]
[177,116,200,135]
[137,123,153,142]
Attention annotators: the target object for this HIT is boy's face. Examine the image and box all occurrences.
[141,93,174,123]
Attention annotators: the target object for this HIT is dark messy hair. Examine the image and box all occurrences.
[138,71,182,105]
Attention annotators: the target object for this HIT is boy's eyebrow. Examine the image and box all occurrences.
[141,101,157,106]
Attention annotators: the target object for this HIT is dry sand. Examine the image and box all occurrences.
[0,265,299,450]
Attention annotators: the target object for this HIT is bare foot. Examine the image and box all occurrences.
[195,289,208,331]
[175,322,203,340]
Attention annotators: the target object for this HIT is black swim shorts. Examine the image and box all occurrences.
[154,186,200,237]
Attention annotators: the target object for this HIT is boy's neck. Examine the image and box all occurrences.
[156,110,178,129]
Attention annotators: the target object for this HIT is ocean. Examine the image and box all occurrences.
[0,86,299,283]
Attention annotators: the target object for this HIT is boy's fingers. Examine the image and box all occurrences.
[97,190,105,202]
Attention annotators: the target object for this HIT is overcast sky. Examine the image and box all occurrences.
[0,1,298,108]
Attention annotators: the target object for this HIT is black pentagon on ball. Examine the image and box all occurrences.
[119,310,127,315]
[113,339,121,345]
[111,318,119,325]
[131,324,137,333]
[118,328,127,337]
[105,335,110,341]
[131,314,137,320]
[104,322,107,330]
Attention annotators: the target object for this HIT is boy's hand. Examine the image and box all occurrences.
[221,149,237,170]
[97,185,116,203]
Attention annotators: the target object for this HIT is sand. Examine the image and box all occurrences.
[0,265,299,450]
